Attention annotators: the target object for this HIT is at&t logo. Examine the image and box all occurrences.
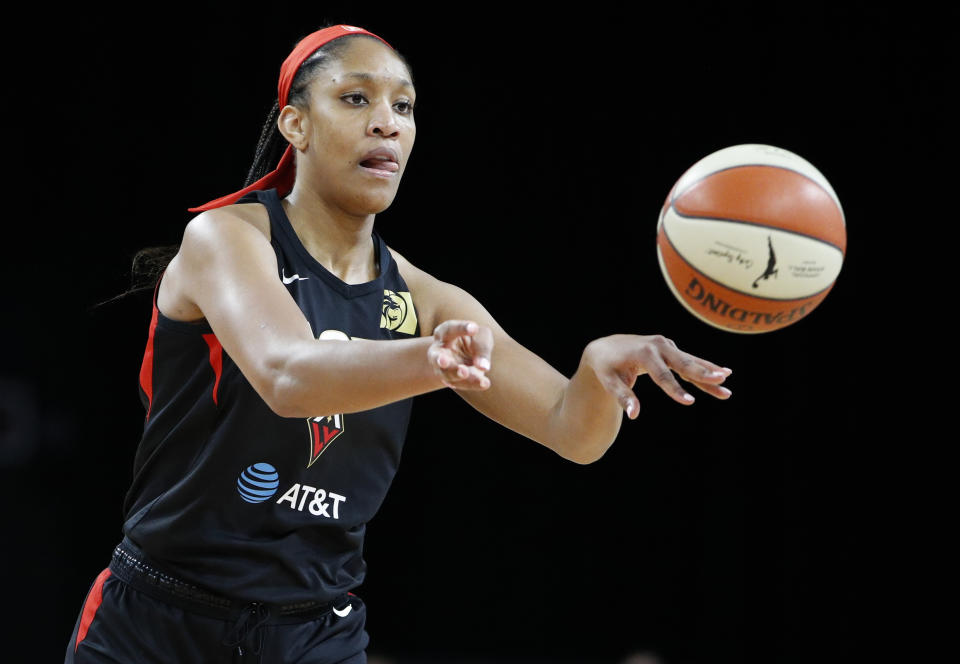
[236,463,280,503]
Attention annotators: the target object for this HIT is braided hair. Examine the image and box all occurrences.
[119,32,411,299]
[244,34,412,186]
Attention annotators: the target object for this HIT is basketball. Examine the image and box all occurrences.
[656,144,846,333]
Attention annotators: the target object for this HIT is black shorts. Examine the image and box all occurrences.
[65,540,368,663]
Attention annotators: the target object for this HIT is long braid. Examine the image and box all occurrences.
[103,32,412,304]
[243,33,410,188]
[244,101,283,187]
[242,41,346,187]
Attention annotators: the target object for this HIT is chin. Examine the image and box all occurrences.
[346,187,400,216]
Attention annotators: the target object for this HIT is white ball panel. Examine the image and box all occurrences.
[662,206,844,299]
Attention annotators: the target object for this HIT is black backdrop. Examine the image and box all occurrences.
[0,5,937,663]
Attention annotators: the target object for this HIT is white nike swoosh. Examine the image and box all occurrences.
[332,604,352,618]
[281,269,309,285]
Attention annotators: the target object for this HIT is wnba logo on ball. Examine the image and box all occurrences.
[237,463,280,503]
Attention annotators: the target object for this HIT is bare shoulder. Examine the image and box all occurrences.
[387,245,433,290]
[388,245,469,295]
[387,245,439,335]
[387,244,502,337]
[181,202,271,250]
[160,203,275,321]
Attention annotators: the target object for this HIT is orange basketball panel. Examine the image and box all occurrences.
[673,166,846,252]
[657,225,833,333]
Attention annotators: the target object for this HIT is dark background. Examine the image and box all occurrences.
[0,5,938,663]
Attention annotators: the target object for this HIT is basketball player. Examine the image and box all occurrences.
[65,25,732,663]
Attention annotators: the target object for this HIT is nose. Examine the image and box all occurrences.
[367,100,400,139]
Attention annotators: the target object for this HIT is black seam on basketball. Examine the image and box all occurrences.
[660,205,839,302]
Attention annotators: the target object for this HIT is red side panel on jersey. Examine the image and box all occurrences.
[139,303,160,421]
[75,568,112,652]
[202,333,224,405]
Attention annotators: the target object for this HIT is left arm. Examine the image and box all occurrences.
[397,253,732,464]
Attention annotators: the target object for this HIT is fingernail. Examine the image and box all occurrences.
[466,322,479,333]
[721,367,732,375]
[626,402,636,418]
[683,393,695,402]
[477,357,491,371]
[720,387,732,397]
[457,365,468,378]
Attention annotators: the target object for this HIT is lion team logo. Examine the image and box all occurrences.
[307,414,345,467]
[380,290,418,334]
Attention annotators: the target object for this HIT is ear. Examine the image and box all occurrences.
[278,105,309,151]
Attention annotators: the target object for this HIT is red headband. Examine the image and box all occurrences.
[188,25,392,212]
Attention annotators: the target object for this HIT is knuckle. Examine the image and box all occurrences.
[599,372,622,394]
[655,369,675,385]
[649,334,677,350]
[635,344,655,361]
[608,381,628,398]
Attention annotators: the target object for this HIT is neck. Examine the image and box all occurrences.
[282,181,378,284]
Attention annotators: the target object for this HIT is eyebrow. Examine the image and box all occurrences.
[344,72,414,90]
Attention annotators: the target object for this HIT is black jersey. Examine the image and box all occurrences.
[123,188,419,605]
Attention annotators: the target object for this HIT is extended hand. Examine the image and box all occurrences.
[428,320,494,390]
[583,334,732,419]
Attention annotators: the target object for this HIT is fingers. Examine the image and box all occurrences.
[646,362,698,405]
[469,325,494,372]
[433,320,480,344]
[657,342,732,386]
[670,360,733,401]
[630,336,733,405]
[429,320,493,391]
[689,379,733,400]
[434,320,493,372]
[428,346,490,390]
[441,363,490,390]
[648,338,731,401]
[597,369,641,419]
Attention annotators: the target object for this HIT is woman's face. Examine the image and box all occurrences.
[293,37,416,217]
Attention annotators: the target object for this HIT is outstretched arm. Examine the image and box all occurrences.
[398,255,732,464]
[159,209,492,418]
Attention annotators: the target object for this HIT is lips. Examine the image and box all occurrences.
[359,147,400,175]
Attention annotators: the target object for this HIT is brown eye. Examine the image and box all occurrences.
[342,93,367,106]
[394,100,413,114]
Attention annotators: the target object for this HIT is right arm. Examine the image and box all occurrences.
[158,210,490,418]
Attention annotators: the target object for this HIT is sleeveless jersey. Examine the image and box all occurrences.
[123,188,419,605]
